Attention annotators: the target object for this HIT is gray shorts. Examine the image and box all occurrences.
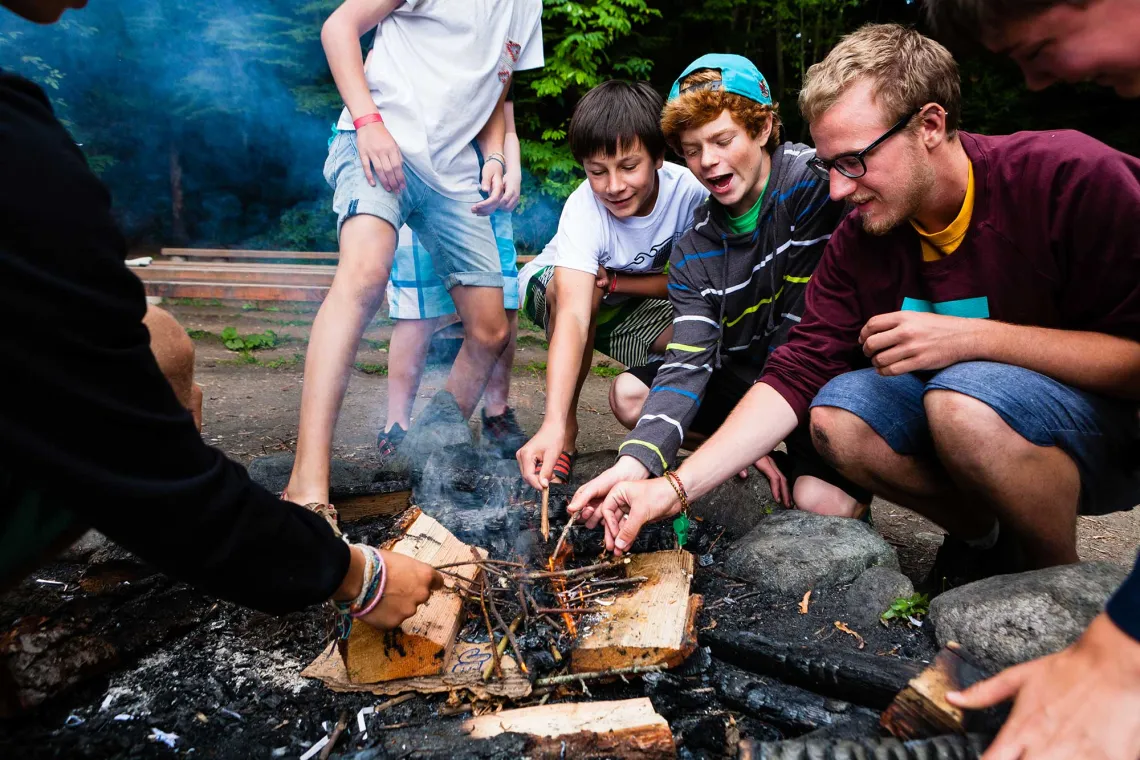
[324,131,502,291]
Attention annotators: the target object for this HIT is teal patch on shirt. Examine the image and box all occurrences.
[901,296,990,319]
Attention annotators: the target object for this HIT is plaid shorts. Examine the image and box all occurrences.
[386,210,518,320]
[522,265,673,369]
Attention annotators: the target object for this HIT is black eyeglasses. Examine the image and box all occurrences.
[807,108,922,180]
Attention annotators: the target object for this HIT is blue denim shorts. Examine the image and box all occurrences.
[811,361,1140,515]
[323,131,502,291]
[386,211,518,319]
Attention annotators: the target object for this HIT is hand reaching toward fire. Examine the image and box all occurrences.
[567,455,650,527]
[947,613,1140,760]
[594,477,681,556]
[334,546,444,630]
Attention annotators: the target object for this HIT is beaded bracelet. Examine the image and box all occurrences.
[353,548,388,619]
[332,544,388,638]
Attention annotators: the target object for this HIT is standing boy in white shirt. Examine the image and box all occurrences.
[284,0,544,526]
[515,81,708,488]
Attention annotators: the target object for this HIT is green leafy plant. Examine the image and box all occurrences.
[591,361,621,378]
[220,326,279,352]
[519,360,548,375]
[516,334,550,350]
[880,593,930,627]
[354,362,388,375]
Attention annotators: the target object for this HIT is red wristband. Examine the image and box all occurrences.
[607,270,618,296]
[353,112,383,130]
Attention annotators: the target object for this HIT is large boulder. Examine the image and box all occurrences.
[691,472,780,539]
[845,566,915,629]
[928,561,1129,668]
[724,511,898,595]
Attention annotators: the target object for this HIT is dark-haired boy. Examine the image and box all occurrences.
[574,55,869,515]
[516,80,708,489]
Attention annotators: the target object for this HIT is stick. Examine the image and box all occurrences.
[481,614,524,680]
[519,559,627,581]
[535,607,598,615]
[550,514,575,561]
[489,591,528,674]
[478,576,502,681]
[541,487,550,541]
[581,576,648,590]
[535,664,666,686]
[433,559,526,571]
[317,710,348,760]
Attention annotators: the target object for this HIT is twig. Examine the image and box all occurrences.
[488,591,528,674]
[535,664,665,687]
[550,514,576,561]
[556,587,625,603]
[519,559,627,581]
[317,710,348,760]
[535,607,598,615]
[478,576,501,680]
[481,614,524,680]
[582,576,648,590]
[707,526,728,553]
[541,487,550,541]
[434,558,526,571]
[437,703,474,717]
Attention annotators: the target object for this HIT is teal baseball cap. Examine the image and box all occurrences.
[667,54,772,106]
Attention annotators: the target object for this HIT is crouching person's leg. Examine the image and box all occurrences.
[609,363,657,429]
[923,361,1140,569]
[808,368,997,542]
[144,304,202,431]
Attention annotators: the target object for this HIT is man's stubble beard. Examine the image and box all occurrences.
[860,159,936,236]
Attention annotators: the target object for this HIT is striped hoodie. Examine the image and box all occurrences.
[619,142,844,476]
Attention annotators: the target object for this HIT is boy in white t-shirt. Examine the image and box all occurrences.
[515,81,708,488]
[284,0,544,523]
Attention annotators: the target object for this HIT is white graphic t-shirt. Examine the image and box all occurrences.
[519,162,708,304]
[336,0,544,200]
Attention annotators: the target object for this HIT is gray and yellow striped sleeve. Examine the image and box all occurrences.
[618,236,723,476]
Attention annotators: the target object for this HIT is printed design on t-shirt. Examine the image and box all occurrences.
[901,295,990,319]
[498,38,522,83]
[600,231,684,273]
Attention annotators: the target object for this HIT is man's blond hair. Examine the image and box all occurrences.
[662,69,782,155]
[799,24,961,135]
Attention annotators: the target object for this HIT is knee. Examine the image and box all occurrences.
[144,306,195,397]
[609,373,649,429]
[925,389,1028,470]
[809,405,877,471]
[465,317,511,356]
[793,476,861,518]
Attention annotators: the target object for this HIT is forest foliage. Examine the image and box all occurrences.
[2,0,1137,254]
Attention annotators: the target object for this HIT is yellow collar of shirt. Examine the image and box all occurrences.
[911,160,975,262]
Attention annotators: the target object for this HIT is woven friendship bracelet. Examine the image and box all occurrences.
[665,470,690,514]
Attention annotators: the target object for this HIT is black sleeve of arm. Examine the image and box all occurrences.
[0,73,348,615]
[1107,560,1140,642]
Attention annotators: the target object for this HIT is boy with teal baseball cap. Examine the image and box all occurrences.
[574,53,871,541]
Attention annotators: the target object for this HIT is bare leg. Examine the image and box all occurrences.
[285,216,397,505]
[144,304,202,431]
[385,317,439,431]
[482,310,518,418]
[609,371,650,430]
[444,285,510,418]
[809,405,995,540]
[925,390,1080,568]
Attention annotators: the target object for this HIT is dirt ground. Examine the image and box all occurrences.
[170,299,1140,580]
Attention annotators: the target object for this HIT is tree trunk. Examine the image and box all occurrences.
[169,141,189,245]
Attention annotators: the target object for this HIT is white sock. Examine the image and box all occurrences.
[965,521,1000,550]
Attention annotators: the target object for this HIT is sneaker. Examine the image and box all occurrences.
[376,423,407,469]
[920,525,1025,594]
[481,407,528,459]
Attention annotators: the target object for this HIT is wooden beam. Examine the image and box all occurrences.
[344,509,486,683]
[336,489,411,523]
[464,698,676,759]
[881,644,1002,740]
[160,247,339,261]
[138,280,330,303]
[571,550,701,673]
[136,265,336,287]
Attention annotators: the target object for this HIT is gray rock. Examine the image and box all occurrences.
[724,511,898,595]
[58,530,113,563]
[845,566,915,629]
[691,470,779,539]
[247,453,410,497]
[929,561,1129,668]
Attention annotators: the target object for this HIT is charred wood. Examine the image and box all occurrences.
[704,630,921,708]
[738,733,988,760]
[715,660,880,736]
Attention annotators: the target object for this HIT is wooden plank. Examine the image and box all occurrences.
[571,550,701,673]
[139,280,330,303]
[464,698,675,759]
[345,508,486,683]
[336,489,411,523]
[161,247,339,261]
[136,266,335,287]
[881,644,1000,740]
